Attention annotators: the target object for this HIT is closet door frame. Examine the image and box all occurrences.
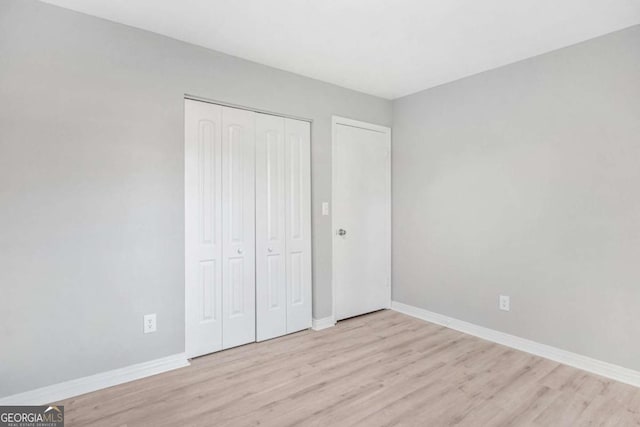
[185,96,313,357]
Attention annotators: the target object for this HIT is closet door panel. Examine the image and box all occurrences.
[221,106,256,349]
[255,114,287,341]
[185,100,223,358]
[284,118,312,333]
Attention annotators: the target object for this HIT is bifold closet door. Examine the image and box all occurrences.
[255,114,287,341]
[185,100,223,358]
[187,99,309,355]
[256,114,312,341]
[283,118,312,334]
[221,106,256,350]
[185,100,256,358]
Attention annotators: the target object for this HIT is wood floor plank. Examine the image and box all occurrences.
[55,310,639,426]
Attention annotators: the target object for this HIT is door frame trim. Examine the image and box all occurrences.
[331,116,392,322]
[184,94,313,123]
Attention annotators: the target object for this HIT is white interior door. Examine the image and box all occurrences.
[255,113,287,341]
[284,118,312,333]
[221,106,256,349]
[185,100,223,358]
[333,118,391,321]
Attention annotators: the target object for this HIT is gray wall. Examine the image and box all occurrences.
[392,25,640,371]
[0,0,391,396]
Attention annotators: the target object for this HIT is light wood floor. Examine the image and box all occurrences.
[57,310,640,426]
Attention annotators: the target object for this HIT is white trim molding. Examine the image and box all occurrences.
[0,353,190,405]
[312,316,336,331]
[391,301,640,389]
[331,115,391,134]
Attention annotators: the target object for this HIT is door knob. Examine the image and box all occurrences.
[267,248,273,253]
[237,248,243,254]
[337,229,347,236]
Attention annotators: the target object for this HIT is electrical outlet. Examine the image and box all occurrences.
[499,295,510,312]
[322,202,330,216]
[144,314,157,333]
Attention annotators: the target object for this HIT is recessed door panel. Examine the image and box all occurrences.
[229,125,244,243]
[228,257,245,317]
[290,252,303,305]
[266,131,282,241]
[284,118,312,334]
[200,260,217,321]
[267,255,283,309]
[185,100,223,358]
[255,113,287,341]
[221,106,256,350]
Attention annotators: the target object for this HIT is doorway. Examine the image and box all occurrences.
[332,116,391,321]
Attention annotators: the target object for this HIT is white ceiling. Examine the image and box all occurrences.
[41,0,640,99]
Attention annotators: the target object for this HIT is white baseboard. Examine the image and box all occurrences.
[0,353,190,405]
[312,316,336,331]
[391,301,640,389]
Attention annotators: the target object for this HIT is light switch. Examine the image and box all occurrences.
[322,202,330,216]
